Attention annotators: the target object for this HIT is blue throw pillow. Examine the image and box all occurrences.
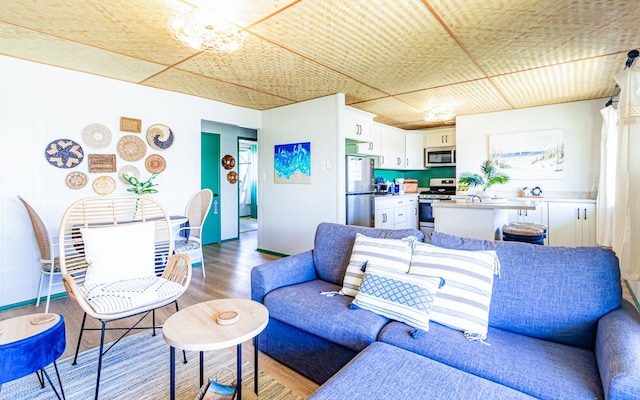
[351,265,444,332]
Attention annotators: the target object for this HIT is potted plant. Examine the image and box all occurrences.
[458,159,510,198]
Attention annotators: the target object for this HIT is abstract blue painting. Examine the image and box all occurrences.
[274,142,311,184]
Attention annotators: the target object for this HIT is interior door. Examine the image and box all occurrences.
[201,132,221,244]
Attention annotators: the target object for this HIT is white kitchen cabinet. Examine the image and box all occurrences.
[375,195,418,229]
[405,197,419,229]
[344,107,374,141]
[378,125,405,169]
[425,128,456,148]
[547,202,596,247]
[355,121,381,156]
[508,202,546,224]
[405,132,425,170]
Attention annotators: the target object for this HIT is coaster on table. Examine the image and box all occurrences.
[30,314,56,325]
[216,311,239,326]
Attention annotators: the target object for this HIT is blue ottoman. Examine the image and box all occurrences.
[309,342,536,399]
[0,313,66,399]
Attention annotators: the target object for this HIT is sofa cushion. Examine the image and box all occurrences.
[428,231,622,349]
[409,242,499,340]
[351,265,443,331]
[340,233,415,296]
[313,222,423,286]
[379,321,604,400]
[264,279,389,352]
[309,342,537,400]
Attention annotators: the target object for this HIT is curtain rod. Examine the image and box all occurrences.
[605,49,639,107]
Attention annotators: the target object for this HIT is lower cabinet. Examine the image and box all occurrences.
[375,196,418,229]
[547,202,596,247]
[406,197,419,230]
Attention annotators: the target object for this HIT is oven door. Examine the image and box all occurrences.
[418,200,435,223]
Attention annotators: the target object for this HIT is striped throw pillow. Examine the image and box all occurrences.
[351,265,444,331]
[340,233,416,297]
[409,242,500,340]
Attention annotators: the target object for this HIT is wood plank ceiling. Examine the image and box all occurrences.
[1,0,638,129]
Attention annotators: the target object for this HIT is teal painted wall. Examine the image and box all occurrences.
[374,166,456,187]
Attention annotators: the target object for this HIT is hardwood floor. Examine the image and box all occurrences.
[0,231,319,398]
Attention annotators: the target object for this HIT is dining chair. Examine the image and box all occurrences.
[174,188,213,277]
[58,195,192,400]
[17,196,62,313]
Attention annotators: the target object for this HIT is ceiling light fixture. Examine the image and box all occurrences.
[168,8,243,53]
[424,107,456,124]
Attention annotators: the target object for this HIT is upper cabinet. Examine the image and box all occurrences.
[425,128,456,147]
[405,132,425,170]
[344,107,374,141]
[378,124,405,169]
[355,122,381,156]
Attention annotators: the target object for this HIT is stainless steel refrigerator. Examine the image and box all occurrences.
[346,155,375,227]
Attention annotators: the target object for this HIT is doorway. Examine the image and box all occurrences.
[238,138,257,233]
[201,132,221,244]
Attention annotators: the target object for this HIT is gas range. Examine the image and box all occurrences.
[419,178,456,201]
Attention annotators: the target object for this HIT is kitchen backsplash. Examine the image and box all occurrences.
[374,166,456,188]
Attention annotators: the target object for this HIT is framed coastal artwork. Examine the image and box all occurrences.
[274,141,311,184]
[489,129,564,180]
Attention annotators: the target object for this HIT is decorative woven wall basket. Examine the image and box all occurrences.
[117,135,147,161]
[88,154,117,173]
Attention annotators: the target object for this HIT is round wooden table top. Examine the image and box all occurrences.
[162,298,268,352]
[0,313,61,345]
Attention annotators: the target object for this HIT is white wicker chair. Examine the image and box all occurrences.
[58,195,192,400]
[174,189,213,277]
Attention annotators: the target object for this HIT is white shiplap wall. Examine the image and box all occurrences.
[0,55,260,307]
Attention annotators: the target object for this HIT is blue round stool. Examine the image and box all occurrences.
[0,313,66,399]
[502,222,546,245]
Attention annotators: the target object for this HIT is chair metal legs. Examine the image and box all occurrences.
[71,302,185,399]
[36,361,66,400]
[35,266,57,313]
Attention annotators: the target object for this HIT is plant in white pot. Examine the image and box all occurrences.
[458,159,510,198]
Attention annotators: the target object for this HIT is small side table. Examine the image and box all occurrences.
[162,298,269,400]
[0,313,66,399]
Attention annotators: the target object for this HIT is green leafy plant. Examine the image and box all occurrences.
[122,173,159,194]
[458,159,510,190]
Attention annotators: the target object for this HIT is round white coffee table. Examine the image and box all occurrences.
[162,298,269,400]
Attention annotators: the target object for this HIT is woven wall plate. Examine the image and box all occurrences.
[45,139,84,168]
[146,124,174,150]
[117,135,146,161]
[145,154,166,173]
[88,154,116,173]
[66,171,88,189]
[82,123,112,149]
[221,154,235,170]
[227,171,238,184]
[92,176,116,195]
[118,165,139,184]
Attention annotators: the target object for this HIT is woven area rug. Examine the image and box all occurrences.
[1,330,303,400]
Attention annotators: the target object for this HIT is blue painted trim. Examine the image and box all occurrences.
[256,248,288,258]
[0,292,67,312]
[624,279,640,311]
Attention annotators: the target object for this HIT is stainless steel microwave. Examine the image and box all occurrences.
[425,146,456,167]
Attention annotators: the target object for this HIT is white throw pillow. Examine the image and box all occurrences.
[351,265,444,332]
[409,242,500,340]
[81,221,156,286]
[340,233,416,297]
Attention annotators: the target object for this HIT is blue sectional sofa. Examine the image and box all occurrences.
[251,223,640,399]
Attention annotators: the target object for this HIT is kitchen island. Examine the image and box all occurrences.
[432,199,542,240]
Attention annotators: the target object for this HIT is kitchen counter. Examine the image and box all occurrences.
[432,199,542,210]
[432,199,543,240]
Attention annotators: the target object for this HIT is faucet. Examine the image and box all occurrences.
[471,195,482,203]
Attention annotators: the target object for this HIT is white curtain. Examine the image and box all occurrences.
[596,106,618,247]
[612,63,640,281]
